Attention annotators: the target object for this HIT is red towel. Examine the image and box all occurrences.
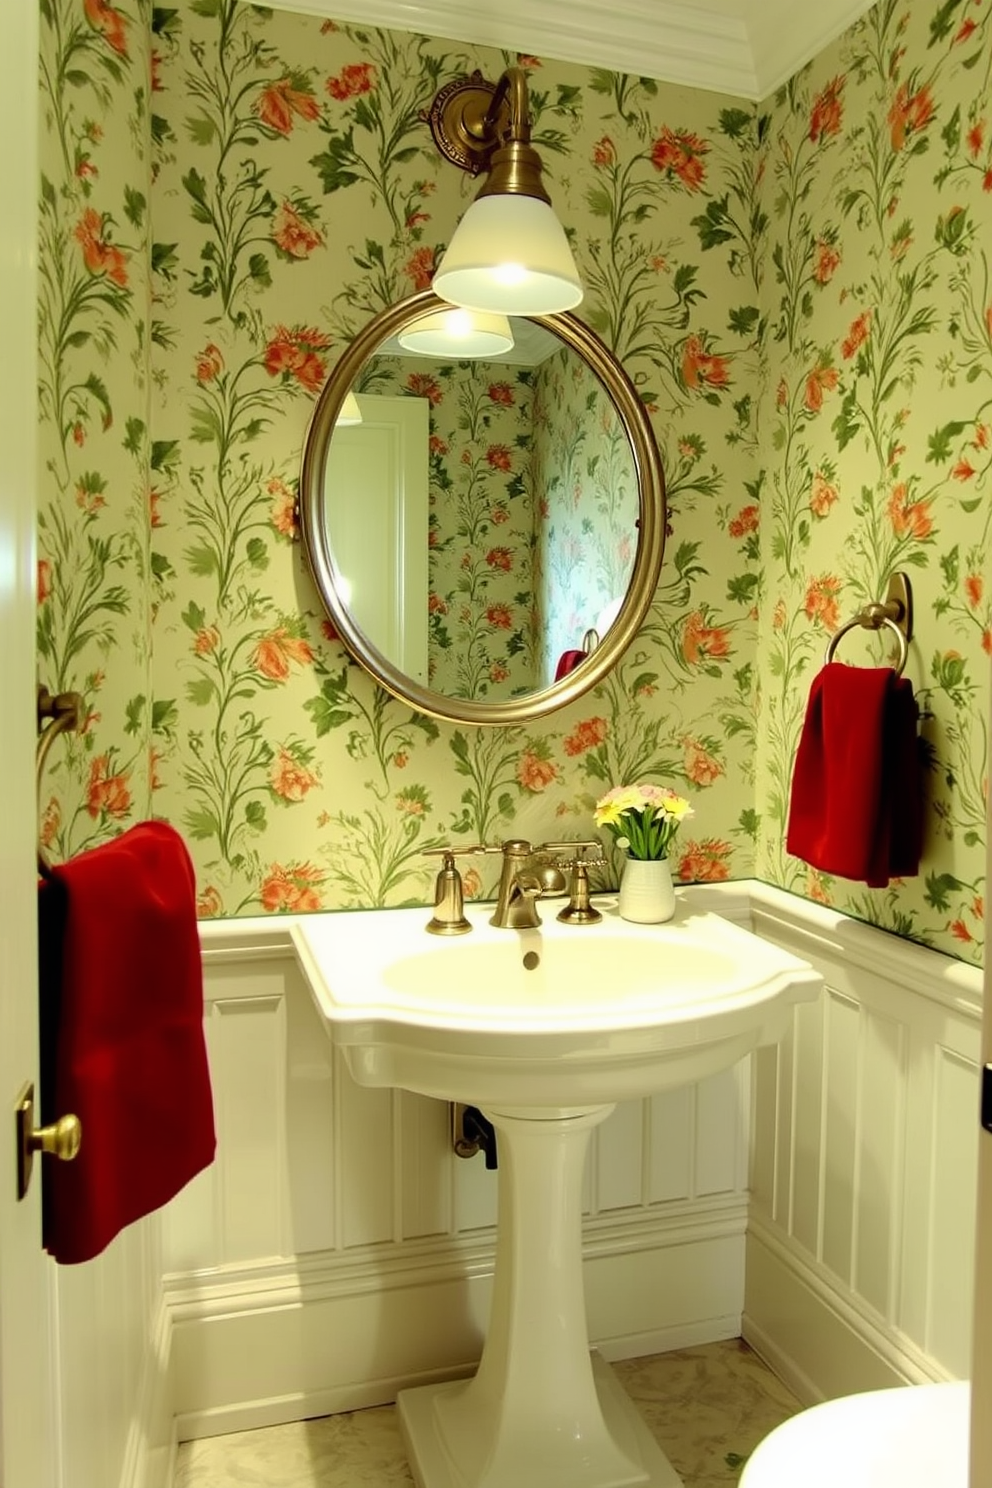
[38,822,215,1264]
[554,649,585,681]
[785,663,922,889]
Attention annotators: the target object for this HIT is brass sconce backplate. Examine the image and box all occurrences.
[424,72,504,176]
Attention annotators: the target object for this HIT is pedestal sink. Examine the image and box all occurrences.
[292,897,822,1488]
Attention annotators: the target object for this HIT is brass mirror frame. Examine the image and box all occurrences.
[299,290,666,726]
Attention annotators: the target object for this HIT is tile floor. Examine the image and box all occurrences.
[174,1339,802,1488]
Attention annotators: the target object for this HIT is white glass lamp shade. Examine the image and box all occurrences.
[433,194,583,315]
[335,390,363,426]
[397,308,514,358]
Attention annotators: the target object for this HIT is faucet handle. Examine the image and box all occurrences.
[423,846,484,936]
[424,851,470,937]
[556,846,607,927]
[422,844,488,859]
[537,837,602,858]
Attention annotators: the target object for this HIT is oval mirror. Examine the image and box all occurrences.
[299,290,666,725]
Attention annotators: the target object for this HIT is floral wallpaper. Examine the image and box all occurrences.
[33,0,992,966]
[146,0,756,918]
[753,0,992,962]
[351,339,637,701]
[358,352,541,700]
[37,0,155,861]
[534,345,638,680]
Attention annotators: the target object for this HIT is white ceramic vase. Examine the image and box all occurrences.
[618,855,676,924]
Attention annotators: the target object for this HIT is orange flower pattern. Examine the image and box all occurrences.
[86,755,132,819]
[681,335,730,391]
[650,127,709,191]
[74,208,128,286]
[803,359,839,412]
[260,862,327,913]
[30,0,991,964]
[83,0,128,57]
[888,81,935,151]
[809,77,844,142]
[803,576,842,631]
[251,626,316,681]
[264,325,332,392]
[269,747,319,801]
[326,62,376,101]
[271,202,323,258]
[563,717,608,756]
[682,612,731,665]
[254,78,321,135]
[676,839,732,883]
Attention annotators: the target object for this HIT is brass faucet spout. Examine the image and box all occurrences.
[490,839,568,929]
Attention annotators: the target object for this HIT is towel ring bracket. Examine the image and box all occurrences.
[825,572,913,677]
[37,684,84,876]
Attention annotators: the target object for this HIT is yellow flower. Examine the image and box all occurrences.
[594,782,695,859]
[593,785,644,826]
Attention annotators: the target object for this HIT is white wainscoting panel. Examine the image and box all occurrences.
[52,1211,170,1488]
[740,883,982,1404]
[165,916,751,1438]
[154,886,981,1445]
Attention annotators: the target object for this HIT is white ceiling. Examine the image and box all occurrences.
[262,0,878,100]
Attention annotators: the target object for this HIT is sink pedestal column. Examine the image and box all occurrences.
[397,1103,683,1488]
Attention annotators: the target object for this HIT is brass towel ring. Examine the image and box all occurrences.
[825,612,908,677]
[823,573,913,679]
[37,685,83,876]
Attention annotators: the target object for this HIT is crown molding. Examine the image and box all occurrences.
[262,0,759,98]
[250,0,881,102]
[746,0,880,97]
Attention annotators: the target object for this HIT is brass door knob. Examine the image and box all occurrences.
[31,1113,82,1163]
[15,1083,82,1202]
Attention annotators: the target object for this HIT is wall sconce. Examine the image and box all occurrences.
[397,307,514,359]
[425,67,583,316]
[335,390,363,425]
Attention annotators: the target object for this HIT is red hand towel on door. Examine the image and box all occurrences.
[785,663,922,888]
[38,822,215,1264]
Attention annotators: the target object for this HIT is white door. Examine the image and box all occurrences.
[972,795,992,1480]
[324,394,430,683]
[0,1,58,1484]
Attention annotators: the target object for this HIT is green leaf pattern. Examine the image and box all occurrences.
[34,0,992,960]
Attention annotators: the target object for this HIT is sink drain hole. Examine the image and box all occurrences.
[522,950,540,971]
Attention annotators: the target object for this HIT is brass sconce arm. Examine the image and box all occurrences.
[425,67,551,206]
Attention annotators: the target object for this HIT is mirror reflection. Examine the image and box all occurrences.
[299,291,665,727]
[323,326,639,702]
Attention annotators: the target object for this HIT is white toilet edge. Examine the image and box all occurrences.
[739,1380,970,1488]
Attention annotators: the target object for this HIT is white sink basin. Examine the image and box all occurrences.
[292,893,822,1488]
[292,897,821,1107]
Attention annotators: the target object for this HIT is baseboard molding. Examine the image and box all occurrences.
[742,1215,954,1406]
[167,890,975,1451]
[170,1199,746,1441]
[121,1292,174,1488]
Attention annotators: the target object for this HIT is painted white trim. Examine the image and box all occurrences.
[165,1194,746,1316]
[120,1295,173,1488]
[198,917,295,963]
[744,882,982,1021]
[749,0,883,98]
[743,1214,954,1406]
[197,884,983,1023]
[167,1199,746,1439]
[263,0,757,97]
[184,884,979,1444]
[251,0,879,101]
